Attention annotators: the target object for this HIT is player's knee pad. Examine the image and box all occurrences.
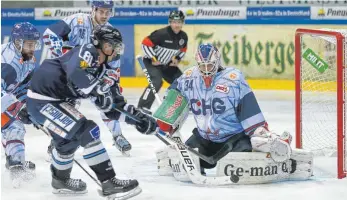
[2,120,26,161]
[79,120,101,147]
[51,148,74,171]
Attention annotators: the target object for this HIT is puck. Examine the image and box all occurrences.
[230,174,239,183]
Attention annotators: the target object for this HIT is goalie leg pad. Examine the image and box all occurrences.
[155,145,201,182]
[155,146,173,176]
[216,150,313,184]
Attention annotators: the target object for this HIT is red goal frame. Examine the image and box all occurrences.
[295,28,346,179]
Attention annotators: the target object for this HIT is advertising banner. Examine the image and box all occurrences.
[180,7,247,20]
[114,7,177,19]
[134,24,346,79]
[78,0,347,7]
[247,7,310,19]
[311,6,347,20]
[35,8,92,20]
[1,8,35,20]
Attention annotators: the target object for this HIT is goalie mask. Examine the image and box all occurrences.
[195,43,221,88]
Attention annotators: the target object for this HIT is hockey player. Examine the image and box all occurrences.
[1,22,41,186]
[155,43,293,176]
[43,0,131,155]
[26,25,157,198]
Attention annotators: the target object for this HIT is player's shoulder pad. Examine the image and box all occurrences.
[180,66,197,80]
[78,43,99,68]
[219,67,243,82]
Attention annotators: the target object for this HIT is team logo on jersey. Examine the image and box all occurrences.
[215,84,229,94]
[77,16,84,25]
[179,39,185,46]
[40,104,76,132]
[184,69,192,77]
[190,98,226,115]
[80,61,89,69]
[229,73,237,80]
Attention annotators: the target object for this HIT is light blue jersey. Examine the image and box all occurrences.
[43,13,120,68]
[1,43,36,111]
[172,67,266,143]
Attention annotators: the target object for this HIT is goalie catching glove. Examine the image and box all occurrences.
[250,126,293,163]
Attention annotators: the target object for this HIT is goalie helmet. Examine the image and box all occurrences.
[195,43,221,88]
[92,25,124,56]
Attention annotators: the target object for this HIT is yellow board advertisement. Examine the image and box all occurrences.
[134,25,346,80]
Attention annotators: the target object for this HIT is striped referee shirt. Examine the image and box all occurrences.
[141,26,188,65]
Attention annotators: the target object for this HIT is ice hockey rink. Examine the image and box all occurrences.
[2,89,347,200]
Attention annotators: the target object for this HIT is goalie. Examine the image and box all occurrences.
[154,43,313,185]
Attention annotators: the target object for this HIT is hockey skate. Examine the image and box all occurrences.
[98,177,142,200]
[51,165,87,195]
[6,156,36,188]
[52,176,87,195]
[113,135,132,157]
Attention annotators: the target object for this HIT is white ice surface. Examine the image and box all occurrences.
[2,90,347,200]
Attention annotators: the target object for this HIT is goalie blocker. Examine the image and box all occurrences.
[154,89,313,185]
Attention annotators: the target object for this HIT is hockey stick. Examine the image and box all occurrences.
[113,105,236,165]
[29,117,102,187]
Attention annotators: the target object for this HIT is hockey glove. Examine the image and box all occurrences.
[125,107,157,135]
[95,68,120,95]
[17,107,32,125]
[94,91,114,112]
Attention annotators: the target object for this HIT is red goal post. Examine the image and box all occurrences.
[295,28,346,179]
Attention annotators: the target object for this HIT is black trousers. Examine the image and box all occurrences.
[138,58,182,109]
[185,128,252,169]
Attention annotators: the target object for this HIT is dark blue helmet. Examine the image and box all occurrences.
[11,22,41,51]
[91,0,114,9]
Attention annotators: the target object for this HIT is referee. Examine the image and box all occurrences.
[138,10,188,110]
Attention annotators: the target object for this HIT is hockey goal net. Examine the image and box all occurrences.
[295,28,347,179]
